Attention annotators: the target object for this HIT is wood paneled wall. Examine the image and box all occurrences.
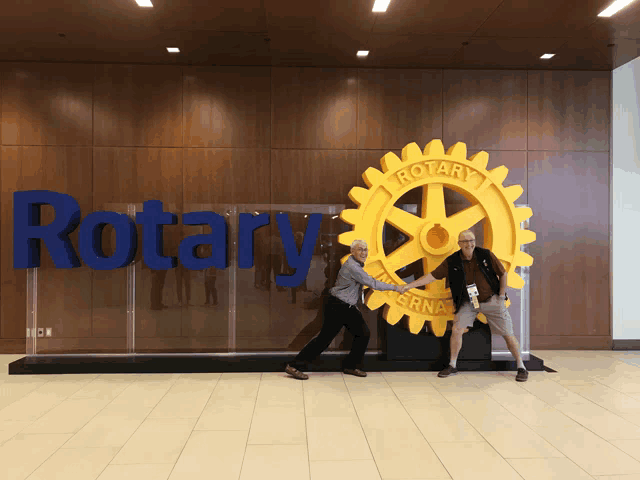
[0,64,611,353]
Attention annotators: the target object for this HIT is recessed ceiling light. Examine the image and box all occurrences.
[167,47,180,53]
[372,0,391,12]
[598,0,636,17]
[357,50,369,57]
[540,53,555,59]
[135,0,153,7]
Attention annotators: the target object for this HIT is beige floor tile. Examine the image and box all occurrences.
[610,439,640,462]
[566,384,640,416]
[106,382,174,411]
[595,475,640,480]
[0,433,72,480]
[405,404,485,443]
[381,372,435,388]
[27,446,119,480]
[168,430,248,480]
[64,410,148,448]
[0,380,45,410]
[431,442,521,480]
[21,397,110,434]
[518,379,593,409]
[254,377,304,410]
[240,444,309,480]
[70,378,133,401]
[362,424,450,479]
[304,383,357,418]
[559,402,640,440]
[307,416,371,461]
[195,395,257,431]
[111,418,196,464]
[0,380,88,422]
[148,380,215,418]
[247,408,306,444]
[507,457,594,480]
[97,464,173,480]
[532,423,640,475]
[310,460,382,480]
[0,420,31,445]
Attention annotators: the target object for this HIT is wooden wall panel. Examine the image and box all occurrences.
[528,151,610,338]
[528,71,610,152]
[272,67,357,149]
[443,70,527,151]
[94,65,182,147]
[272,150,357,205]
[183,67,271,148]
[0,146,93,342]
[357,69,442,150]
[469,150,529,204]
[1,64,93,146]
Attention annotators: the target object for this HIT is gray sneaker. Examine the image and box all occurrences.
[516,368,528,382]
[438,365,459,378]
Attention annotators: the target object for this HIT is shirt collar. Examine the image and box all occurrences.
[351,255,365,267]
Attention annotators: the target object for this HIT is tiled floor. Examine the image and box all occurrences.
[1,351,640,480]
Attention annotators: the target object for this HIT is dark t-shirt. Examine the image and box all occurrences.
[431,250,506,303]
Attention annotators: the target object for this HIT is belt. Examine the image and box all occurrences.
[330,295,357,308]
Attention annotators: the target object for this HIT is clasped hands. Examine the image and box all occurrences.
[396,285,412,295]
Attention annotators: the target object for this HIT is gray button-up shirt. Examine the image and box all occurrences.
[329,256,397,306]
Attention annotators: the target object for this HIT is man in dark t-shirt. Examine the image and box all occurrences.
[403,230,528,382]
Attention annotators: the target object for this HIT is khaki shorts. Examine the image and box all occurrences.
[454,295,514,337]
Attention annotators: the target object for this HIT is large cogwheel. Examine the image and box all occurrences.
[338,140,535,337]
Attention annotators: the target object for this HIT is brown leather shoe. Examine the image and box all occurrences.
[343,368,367,377]
[285,364,308,380]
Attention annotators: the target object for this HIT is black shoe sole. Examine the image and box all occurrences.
[438,370,458,378]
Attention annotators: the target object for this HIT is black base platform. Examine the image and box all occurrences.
[8,353,546,375]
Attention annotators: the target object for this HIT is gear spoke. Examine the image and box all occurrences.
[423,183,446,221]
[444,203,486,235]
[386,207,424,239]
[386,240,423,273]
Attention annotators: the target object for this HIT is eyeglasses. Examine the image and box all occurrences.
[458,240,475,244]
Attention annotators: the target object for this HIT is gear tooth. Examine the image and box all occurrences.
[407,316,425,334]
[339,209,360,226]
[422,139,445,157]
[340,254,350,265]
[504,185,524,202]
[401,142,423,162]
[338,231,358,247]
[366,290,387,311]
[446,142,468,160]
[476,313,488,324]
[488,165,509,185]
[363,167,385,187]
[384,305,403,325]
[430,318,448,337]
[514,251,534,267]
[508,272,524,289]
[468,151,489,169]
[348,186,369,206]
[514,206,533,224]
[519,229,536,244]
[380,152,403,172]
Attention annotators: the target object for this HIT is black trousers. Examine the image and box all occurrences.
[290,296,371,371]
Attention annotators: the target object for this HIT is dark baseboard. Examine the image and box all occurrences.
[8,353,546,375]
[612,340,640,350]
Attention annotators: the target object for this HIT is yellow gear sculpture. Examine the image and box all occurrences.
[338,140,535,337]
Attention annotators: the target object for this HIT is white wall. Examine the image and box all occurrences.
[613,57,640,340]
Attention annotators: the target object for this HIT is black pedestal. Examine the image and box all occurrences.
[386,319,492,361]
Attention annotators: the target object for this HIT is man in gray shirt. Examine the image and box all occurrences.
[285,239,403,380]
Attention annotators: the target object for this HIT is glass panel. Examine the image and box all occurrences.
[134,203,232,353]
[491,207,531,361]
[235,204,352,353]
[34,204,129,354]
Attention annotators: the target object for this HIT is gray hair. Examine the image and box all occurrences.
[350,239,367,250]
[458,230,475,241]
